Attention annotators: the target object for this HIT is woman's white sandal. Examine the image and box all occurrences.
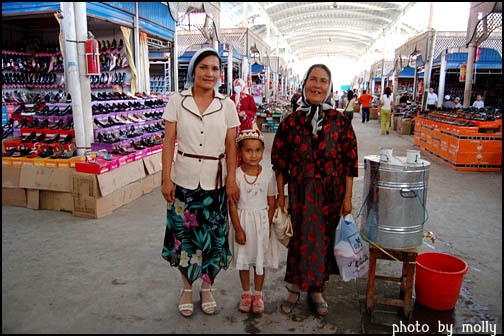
[199,287,217,315]
[178,289,194,318]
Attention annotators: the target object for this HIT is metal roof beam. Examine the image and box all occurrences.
[275,10,393,26]
[269,2,403,19]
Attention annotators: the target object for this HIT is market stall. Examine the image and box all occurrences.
[2,2,175,218]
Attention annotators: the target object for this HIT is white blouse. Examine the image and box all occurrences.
[163,88,240,190]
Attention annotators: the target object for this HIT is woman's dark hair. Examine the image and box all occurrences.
[347,90,354,100]
[192,50,221,75]
[384,87,392,98]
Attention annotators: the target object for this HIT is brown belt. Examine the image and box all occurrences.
[178,150,225,190]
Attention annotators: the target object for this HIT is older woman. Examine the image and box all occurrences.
[271,64,358,316]
[230,78,257,131]
[161,48,241,317]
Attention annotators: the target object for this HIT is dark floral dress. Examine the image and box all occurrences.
[162,184,232,285]
[271,108,358,293]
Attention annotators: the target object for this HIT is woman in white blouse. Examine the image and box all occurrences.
[161,48,241,317]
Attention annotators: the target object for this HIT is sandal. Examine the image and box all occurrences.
[280,286,300,314]
[252,294,265,314]
[239,294,253,313]
[199,287,217,315]
[307,291,329,316]
[178,289,194,318]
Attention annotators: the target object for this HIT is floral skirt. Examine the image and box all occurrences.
[162,184,232,285]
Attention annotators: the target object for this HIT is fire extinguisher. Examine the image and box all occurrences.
[85,36,100,75]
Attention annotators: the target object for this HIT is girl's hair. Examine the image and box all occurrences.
[347,90,354,100]
[384,87,392,98]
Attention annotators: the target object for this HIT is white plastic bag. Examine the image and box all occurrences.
[334,214,369,282]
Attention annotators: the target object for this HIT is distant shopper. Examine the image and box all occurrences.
[342,90,356,121]
[379,87,394,135]
[472,95,485,109]
[230,78,257,131]
[426,87,438,110]
[333,90,340,109]
[357,89,373,123]
[291,89,302,113]
[442,95,456,110]
[161,47,240,318]
[399,92,409,104]
[453,97,462,109]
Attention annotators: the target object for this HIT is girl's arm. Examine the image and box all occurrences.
[267,195,276,238]
[229,201,246,245]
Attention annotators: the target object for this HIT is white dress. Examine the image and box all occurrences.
[229,166,279,275]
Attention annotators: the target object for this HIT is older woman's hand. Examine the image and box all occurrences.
[226,179,240,205]
[340,196,352,216]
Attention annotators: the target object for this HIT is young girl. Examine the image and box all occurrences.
[229,129,279,314]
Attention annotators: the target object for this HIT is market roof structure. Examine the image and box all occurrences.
[220,2,418,61]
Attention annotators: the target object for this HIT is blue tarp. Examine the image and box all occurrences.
[398,67,425,78]
[252,64,265,73]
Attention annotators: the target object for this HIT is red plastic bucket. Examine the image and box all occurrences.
[415,252,468,311]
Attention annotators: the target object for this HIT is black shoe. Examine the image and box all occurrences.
[45,133,60,144]
[386,131,389,135]
[33,133,46,143]
[36,119,49,129]
[60,133,73,145]
[307,290,329,317]
[50,120,64,130]
[38,147,54,158]
[25,119,39,129]
[62,121,73,130]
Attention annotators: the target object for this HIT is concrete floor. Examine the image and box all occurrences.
[2,115,502,334]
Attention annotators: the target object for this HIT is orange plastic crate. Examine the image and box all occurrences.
[2,157,12,166]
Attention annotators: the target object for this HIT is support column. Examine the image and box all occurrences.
[227,47,233,95]
[61,2,86,156]
[437,50,447,108]
[421,30,437,113]
[463,42,477,108]
[265,63,270,103]
[74,2,93,150]
[413,66,418,101]
[134,2,140,93]
[173,31,178,92]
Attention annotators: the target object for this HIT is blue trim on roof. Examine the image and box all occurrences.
[86,2,135,26]
[432,48,501,69]
[2,2,61,14]
[139,17,174,41]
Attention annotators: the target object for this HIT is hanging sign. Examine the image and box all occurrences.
[459,64,467,82]
[474,47,481,63]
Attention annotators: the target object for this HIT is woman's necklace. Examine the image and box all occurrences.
[243,166,261,185]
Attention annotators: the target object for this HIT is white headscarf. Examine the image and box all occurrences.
[184,47,222,89]
[298,64,334,137]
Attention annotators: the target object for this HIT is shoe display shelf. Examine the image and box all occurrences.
[90,97,166,156]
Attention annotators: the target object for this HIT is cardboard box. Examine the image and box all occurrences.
[143,152,162,175]
[72,180,143,218]
[19,166,74,192]
[401,119,413,135]
[73,159,145,199]
[27,189,40,209]
[141,171,162,195]
[2,166,22,188]
[39,191,74,212]
[2,188,27,207]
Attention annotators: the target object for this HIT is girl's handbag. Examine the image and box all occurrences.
[272,205,293,248]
